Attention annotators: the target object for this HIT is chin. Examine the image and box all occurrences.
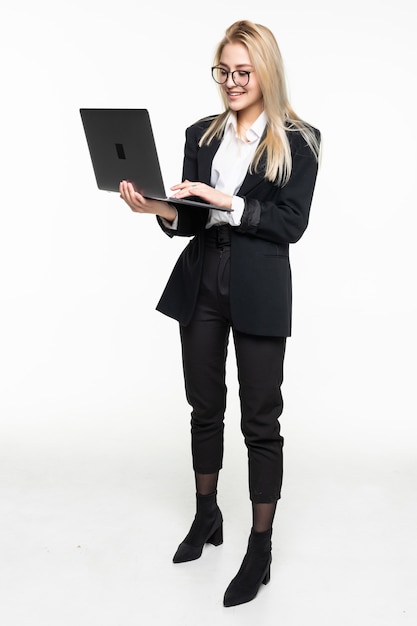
[228,101,246,112]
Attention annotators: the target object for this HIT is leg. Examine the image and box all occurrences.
[224,331,286,606]
[194,472,219,497]
[233,329,286,511]
[180,240,231,478]
[180,313,230,477]
[173,242,231,563]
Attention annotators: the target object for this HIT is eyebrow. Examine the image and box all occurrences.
[217,62,254,70]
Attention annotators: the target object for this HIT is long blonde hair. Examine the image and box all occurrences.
[200,20,320,186]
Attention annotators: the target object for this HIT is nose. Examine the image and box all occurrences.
[225,72,236,87]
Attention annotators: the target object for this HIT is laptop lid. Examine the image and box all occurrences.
[79,108,230,211]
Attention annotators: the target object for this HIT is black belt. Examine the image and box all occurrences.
[205,224,231,248]
[204,224,289,257]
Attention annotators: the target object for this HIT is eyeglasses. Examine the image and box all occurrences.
[211,66,252,87]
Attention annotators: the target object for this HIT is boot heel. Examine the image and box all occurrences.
[262,564,271,585]
[208,523,223,546]
[172,496,223,563]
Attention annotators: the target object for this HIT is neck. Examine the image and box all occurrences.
[235,103,264,130]
[237,120,251,132]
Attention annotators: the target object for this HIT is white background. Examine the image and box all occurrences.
[1,1,416,625]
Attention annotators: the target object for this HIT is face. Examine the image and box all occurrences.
[217,42,263,122]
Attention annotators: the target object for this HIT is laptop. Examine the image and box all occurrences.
[79,108,230,211]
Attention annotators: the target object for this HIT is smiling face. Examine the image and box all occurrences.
[217,42,264,125]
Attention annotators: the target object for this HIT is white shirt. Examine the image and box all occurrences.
[165,111,267,230]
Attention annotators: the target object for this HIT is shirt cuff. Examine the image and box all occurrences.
[228,196,245,226]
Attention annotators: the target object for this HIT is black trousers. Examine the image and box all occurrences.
[180,226,286,503]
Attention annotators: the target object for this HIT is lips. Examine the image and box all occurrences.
[227,90,246,98]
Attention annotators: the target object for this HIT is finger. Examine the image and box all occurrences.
[120,181,134,203]
[126,185,140,205]
[185,183,200,196]
[172,182,201,197]
[171,180,197,191]
[121,184,139,210]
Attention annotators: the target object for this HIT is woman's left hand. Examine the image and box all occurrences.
[170,180,233,211]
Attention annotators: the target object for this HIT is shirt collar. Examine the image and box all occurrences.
[226,111,267,142]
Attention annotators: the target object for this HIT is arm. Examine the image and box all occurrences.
[236,130,321,244]
[158,123,211,237]
[158,119,233,237]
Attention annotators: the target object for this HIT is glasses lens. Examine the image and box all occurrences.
[212,67,227,84]
[233,71,250,87]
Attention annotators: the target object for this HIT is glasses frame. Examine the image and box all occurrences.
[211,66,252,87]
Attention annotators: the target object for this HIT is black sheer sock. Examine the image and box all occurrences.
[195,471,219,496]
[252,501,277,533]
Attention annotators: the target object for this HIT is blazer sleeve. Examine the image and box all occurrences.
[157,122,210,238]
[236,129,321,244]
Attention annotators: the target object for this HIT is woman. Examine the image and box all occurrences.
[120,20,320,607]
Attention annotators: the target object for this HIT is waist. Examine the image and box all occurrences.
[204,224,231,248]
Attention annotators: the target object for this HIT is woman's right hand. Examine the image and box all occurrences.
[119,181,177,222]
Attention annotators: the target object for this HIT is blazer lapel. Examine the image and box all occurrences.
[198,137,222,184]
[239,128,268,196]
[197,127,267,195]
[238,169,266,197]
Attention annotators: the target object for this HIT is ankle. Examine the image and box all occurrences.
[196,489,217,498]
[248,527,272,552]
[251,527,272,536]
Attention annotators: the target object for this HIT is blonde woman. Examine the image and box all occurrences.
[120,20,320,607]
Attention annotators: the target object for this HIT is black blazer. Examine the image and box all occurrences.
[156,116,320,337]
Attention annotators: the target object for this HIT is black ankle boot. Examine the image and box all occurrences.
[223,528,272,607]
[173,491,223,563]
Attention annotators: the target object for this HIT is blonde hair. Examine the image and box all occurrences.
[200,20,320,186]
